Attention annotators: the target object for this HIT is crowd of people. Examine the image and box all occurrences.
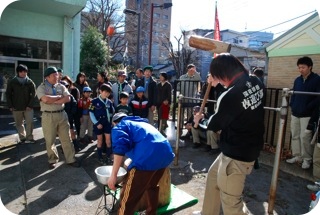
[4,54,320,214]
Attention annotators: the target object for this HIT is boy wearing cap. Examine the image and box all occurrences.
[108,113,174,214]
[78,86,94,144]
[115,91,133,116]
[112,70,133,108]
[89,84,115,165]
[136,66,157,125]
[36,66,79,169]
[130,86,149,119]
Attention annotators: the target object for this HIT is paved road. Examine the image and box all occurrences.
[0,115,318,215]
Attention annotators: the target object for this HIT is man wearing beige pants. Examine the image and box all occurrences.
[37,66,79,169]
[193,54,264,215]
[6,64,36,144]
[286,56,320,169]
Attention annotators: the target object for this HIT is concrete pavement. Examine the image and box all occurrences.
[0,117,315,215]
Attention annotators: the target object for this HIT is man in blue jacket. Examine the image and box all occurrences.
[108,113,174,215]
[286,56,320,169]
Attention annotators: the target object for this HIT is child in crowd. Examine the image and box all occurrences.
[157,72,172,136]
[78,86,94,144]
[159,101,170,136]
[115,92,133,115]
[89,84,115,165]
[130,86,148,119]
[60,80,83,152]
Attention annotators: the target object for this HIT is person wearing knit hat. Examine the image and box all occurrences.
[36,66,80,169]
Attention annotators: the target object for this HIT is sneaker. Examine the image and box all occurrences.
[192,211,202,215]
[18,139,26,144]
[301,160,311,169]
[67,161,81,168]
[25,139,35,144]
[307,183,320,192]
[286,156,302,164]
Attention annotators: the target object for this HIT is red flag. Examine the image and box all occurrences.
[214,2,220,41]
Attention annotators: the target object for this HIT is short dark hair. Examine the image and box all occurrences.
[16,64,28,74]
[99,83,112,93]
[210,53,248,80]
[253,68,264,78]
[120,91,129,99]
[160,72,168,80]
[297,56,313,67]
[137,68,143,74]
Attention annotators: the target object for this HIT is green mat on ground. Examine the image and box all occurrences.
[134,184,198,214]
[156,184,198,214]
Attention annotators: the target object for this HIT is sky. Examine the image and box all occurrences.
[170,0,320,49]
[0,0,319,49]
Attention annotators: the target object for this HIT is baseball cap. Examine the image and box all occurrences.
[118,71,127,77]
[136,86,145,93]
[112,113,127,122]
[143,65,153,72]
[83,86,92,92]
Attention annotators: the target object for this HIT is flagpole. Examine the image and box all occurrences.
[214,1,220,57]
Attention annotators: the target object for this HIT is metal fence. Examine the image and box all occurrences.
[171,82,291,148]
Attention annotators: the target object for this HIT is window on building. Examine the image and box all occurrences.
[163,15,169,19]
[0,35,48,59]
[49,41,62,61]
[233,38,239,44]
[154,13,160,18]
[162,24,168,28]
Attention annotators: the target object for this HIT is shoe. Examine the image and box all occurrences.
[209,148,221,155]
[192,143,201,149]
[79,138,87,145]
[192,211,202,215]
[286,156,302,164]
[202,145,212,152]
[161,131,167,137]
[301,160,311,169]
[87,136,94,143]
[48,163,56,169]
[18,139,26,144]
[67,161,80,168]
[307,183,320,192]
[25,139,36,144]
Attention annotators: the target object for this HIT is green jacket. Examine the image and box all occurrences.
[6,76,36,110]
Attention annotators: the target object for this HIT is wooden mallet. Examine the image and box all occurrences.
[189,35,231,127]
